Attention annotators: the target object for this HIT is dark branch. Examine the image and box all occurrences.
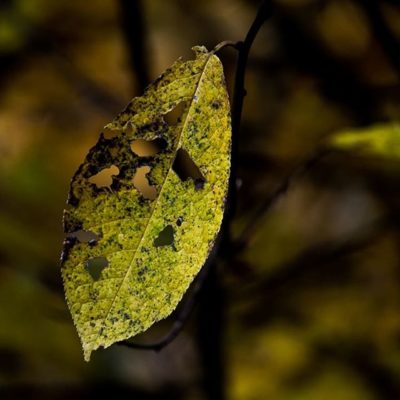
[228,1,273,220]
[231,0,273,137]
[118,0,151,93]
[359,0,400,77]
[196,261,225,400]
[274,8,377,125]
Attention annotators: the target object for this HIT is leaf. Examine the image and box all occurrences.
[61,46,231,361]
[329,123,400,158]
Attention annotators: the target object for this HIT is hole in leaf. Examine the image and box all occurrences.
[172,148,205,189]
[67,230,99,245]
[85,256,109,281]
[89,165,119,188]
[154,225,174,247]
[164,101,187,125]
[133,166,157,199]
[131,138,167,157]
[180,47,197,62]
[103,127,120,140]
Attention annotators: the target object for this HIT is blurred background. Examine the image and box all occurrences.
[1,0,400,399]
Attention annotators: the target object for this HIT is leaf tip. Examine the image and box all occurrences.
[83,346,92,362]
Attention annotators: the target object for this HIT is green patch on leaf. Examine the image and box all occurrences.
[61,46,231,361]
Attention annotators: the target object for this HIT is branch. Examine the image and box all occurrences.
[235,149,330,250]
[274,8,376,124]
[212,40,241,53]
[359,0,400,77]
[118,0,151,93]
[231,1,273,137]
[315,342,400,399]
[228,0,273,220]
[237,215,390,327]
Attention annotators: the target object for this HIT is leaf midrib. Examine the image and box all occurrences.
[94,53,215,342]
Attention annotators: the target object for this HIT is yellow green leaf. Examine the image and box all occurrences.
[61,46,231,361]
[329,123,400,158]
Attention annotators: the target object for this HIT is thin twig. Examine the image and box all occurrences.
[212,40,241,54]
[235,149,330,250]
[231,1,273,136]
[237,214,390,318]
[228,0,273,220]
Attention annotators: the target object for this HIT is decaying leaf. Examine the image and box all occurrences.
[329,123,400,158]
[61,46,231,361]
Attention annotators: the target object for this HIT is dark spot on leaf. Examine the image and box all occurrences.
[85,256,109,280]
[195,179,205,190]
[138,120,166,135]
[88,165,119,188]
[176,216,183,226]
[154,225,174,247]
[60,236,78,263]
[133,166,157,200]
[66,192,79,207]
[102,127,120,140]
[67,230,99,244]
[131,138,167,157]
[172,148,206,190]
[163,101,187,125]
[63,211,83,233]
[211,101,221,109]
[137,266,149,282]
[187,120,199,136]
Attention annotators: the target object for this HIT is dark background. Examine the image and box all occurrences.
[1,0,400,399]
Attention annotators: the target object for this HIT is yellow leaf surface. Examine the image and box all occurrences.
[61,46,231,361]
